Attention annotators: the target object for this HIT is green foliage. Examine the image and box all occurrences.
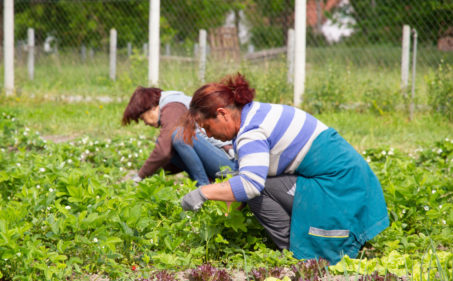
[246,0,294,49]
[427,61,453,121]
[362,84,401,116]
[363,140,453,254]
[349,0,453,45]
[0,110,452,279]
[303,65,346,114]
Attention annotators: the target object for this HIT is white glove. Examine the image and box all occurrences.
[132,174,142,183]
[181,188,208,211]
[227,148,235,159]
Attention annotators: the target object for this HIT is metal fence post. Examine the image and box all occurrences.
[410,28,418,121]
[149,0,160,86]
[81,44,86,62]
[4,0,15,96]
[401,25,411,98]
[127,42,132,57]
[109,28,117,81]
[293,0,306,107]
[198,29,207,83]
[27,28,35,81]
[287,28,295,84]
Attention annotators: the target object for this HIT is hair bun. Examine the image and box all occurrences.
[224,73,255,105]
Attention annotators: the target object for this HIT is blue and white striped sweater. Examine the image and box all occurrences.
[229,102,328,202]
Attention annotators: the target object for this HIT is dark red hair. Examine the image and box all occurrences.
[122,86,162,125]
[182,73,255,144]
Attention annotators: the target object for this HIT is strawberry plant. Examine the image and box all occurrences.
[0,114,451,280]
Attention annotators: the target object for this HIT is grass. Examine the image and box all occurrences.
[2,44,452,102]
[1,96,452,153]
[1,46,452,150]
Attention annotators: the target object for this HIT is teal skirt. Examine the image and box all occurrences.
[289,128,389,265]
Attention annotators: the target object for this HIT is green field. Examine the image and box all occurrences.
[0,50,452,280]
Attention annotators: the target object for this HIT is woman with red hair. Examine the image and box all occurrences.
[180,73,389,265]
[122,87,236,186]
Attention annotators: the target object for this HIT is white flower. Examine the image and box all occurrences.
[96,195,100,199]
[439,205,442,209]
[65,205,71,210]
[134,153,138,158]
[388,149,394,155]
[139,149,143,154]
[120,157,125,162]
[362,151,366,155]
[127,162,132,167]
[16,252,21,257]
[150,239,154,244]
[16,163,21,167]
[36,185,41,189]
[442,220,447,225]
[25,127,30,131]
[432,190,436,194]
[85,149,90,154]
[446,138,450,142]
[105,144,109,148]
[67,159,72,163]
[381,150,387,155]
[366,156,371,163]
[128,154,132,158]
[402,209,406,214]
[95,148,99,152]
[424,206,429,211]
[94,141,99,145]
[49,188,54,192]
[437,148,443,154]
[39,168,46,172]
[23,131,28,136]
[93,237,98,243]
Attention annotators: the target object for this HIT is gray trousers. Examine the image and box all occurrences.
[248,175,298,250]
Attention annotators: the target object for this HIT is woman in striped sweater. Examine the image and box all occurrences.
[180,73,389,265]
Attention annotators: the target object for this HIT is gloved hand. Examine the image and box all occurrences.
[181,187,208,211]
[131,174,142,183]
[122,170,142,183]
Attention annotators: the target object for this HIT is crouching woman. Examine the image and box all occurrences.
[179,73,389,265]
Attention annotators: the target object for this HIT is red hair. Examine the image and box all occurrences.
[182,73,255,144]
[122,86,162,125]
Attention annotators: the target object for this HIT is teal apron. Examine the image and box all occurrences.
[289,128,389,265]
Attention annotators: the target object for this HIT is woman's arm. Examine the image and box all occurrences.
[181,181,237,211]
[201,181,236,202]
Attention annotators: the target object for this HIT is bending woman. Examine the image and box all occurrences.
[122,87,236,186]
[180,74,389,265]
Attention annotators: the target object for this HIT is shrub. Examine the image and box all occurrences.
[426,61,453,121]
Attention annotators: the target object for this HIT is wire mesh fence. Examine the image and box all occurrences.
[1,0,453,108]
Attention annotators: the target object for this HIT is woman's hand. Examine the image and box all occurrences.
[181,182,237,212]
[181,187,207,211]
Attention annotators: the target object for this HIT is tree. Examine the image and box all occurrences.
[349,0,453,45]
